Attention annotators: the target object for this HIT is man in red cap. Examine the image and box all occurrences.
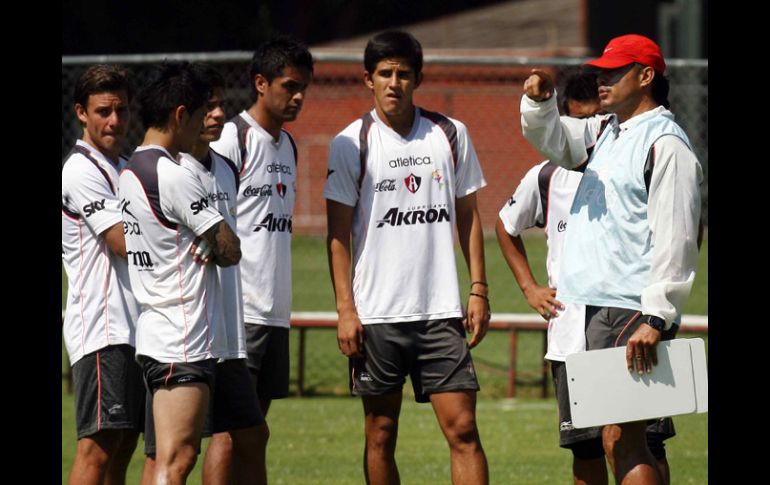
[519,34,703,485]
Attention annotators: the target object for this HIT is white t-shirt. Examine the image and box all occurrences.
[119,145,226,363]
[210,111,296,328]
[62,140,140,365]
[498,160,585,361]
[178,149,246,359]
[324,108,486,324]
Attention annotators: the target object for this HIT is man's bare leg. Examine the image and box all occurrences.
[430,391,488,485]
[153,383,210,485]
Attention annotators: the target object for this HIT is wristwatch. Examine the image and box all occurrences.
[642,315,666,332]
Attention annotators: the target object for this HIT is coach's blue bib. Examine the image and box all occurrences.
[557,109,692,310]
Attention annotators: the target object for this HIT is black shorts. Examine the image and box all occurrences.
[71,344,145,439]
[245,324,290,400]
[552,360,603,447]
[139,357,216,456]
[584,306,678,351]
[349,318,480,403]
[143,358,263,456]
[571,306,678,454]
[205,359,264,434]
[553,360,676,457]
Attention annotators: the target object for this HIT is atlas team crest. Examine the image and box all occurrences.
[404,173,421,193]
[276,182,287,198]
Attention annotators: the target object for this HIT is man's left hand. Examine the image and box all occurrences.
[625,323,662,374]
[465,294,490,348]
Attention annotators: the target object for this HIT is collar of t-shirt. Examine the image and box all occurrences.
[617,105,668,133]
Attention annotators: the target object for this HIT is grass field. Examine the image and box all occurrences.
[62,234,708,483]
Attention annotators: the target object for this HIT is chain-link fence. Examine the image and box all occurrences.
[62,52,707,398]
[62,52,708,232]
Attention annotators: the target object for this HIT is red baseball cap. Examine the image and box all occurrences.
[585,34,666,74]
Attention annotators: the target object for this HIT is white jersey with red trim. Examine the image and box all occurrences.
[178,149,246,359]
[119,145,226,363]
[62,140,140,365]
[324,108,486,324]
[210,111,296,328]
[498,160,585,361]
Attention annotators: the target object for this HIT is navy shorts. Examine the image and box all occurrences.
[349,318,480,403]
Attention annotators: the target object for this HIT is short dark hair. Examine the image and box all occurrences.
[138,61,210,130]
[191,62,226,92]
[364,30,423,76]
[249,36,314,102]
[562,71,598,115]
[74,64,131,108]
[651,73,670,109]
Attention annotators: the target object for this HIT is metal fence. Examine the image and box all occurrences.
[62,52,708,231]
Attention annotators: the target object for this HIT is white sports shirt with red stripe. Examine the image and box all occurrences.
[119,145,227,363]
[178,149,246,360]
[62,140,140,365]
[210,111,297,328]
[498,160,585,361]
[324,108,486,324]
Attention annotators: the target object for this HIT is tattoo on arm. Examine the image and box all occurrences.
[202,220,241,267]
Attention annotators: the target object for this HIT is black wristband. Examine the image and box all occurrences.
[643,315,665,332]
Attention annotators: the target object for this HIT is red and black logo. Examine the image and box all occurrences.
[404,173,421,193]
[276,182,287,198]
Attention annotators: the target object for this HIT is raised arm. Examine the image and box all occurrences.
[520,69,605,169]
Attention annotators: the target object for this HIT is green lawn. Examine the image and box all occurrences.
[62,234,708,483]
[62,391,708,485]
[290,232,709,315]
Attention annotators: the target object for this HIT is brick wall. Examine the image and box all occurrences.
[287,61,555,235]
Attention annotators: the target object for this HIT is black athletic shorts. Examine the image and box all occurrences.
[349,318,480,403]
[72,344,145,439]
[568,306,678,455]
[143,358,263,456]
[204,358,264,434]
[245,324,290,400]
[139,357,216,456]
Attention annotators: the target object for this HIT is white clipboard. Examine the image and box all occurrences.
[565,338,708,429]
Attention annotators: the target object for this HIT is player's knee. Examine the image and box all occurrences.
[366,420,398,451]
[444,414,481,448]
[166,446,199,478]
[210,430,235,453]
[233,422,269,454]
[77,431,122,464]
[570,438,605,461]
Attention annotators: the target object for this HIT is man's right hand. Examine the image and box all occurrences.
[337,311,365,358]
[524,285,564,320]
[523,69,555,102]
